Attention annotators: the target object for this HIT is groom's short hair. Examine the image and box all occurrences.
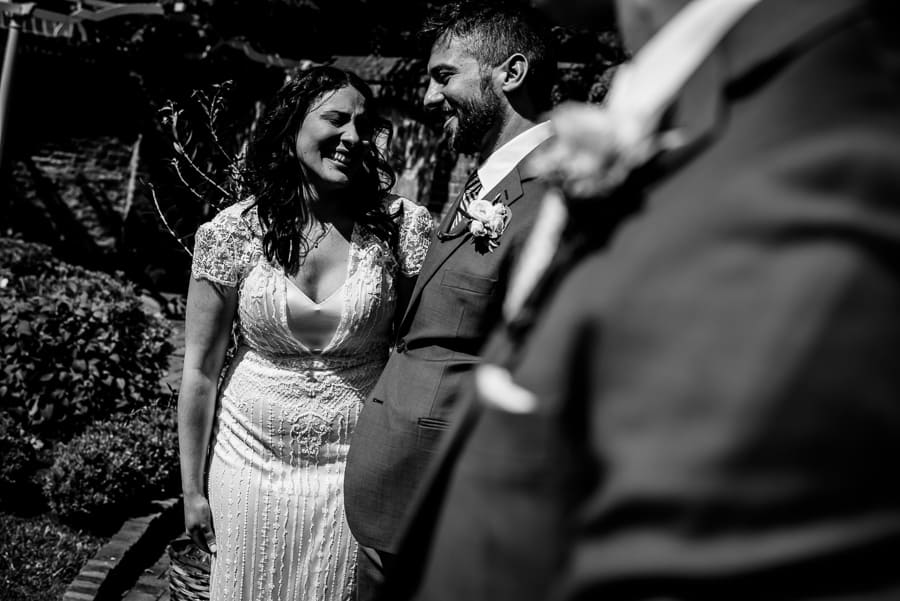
[421,0,557,112]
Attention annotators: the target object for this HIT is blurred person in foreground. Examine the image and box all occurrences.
[342,2,557,599]
[176,66,433,601]
[382,1,900,600]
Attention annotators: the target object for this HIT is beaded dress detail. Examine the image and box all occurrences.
[191,196,433,601]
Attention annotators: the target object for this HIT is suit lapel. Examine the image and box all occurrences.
[399,168,527,331]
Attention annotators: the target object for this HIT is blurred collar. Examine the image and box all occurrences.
[604,0,761,133]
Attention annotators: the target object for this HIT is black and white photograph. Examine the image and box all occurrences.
[2,1,899,600]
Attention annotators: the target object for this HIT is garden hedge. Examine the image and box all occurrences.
[0,412,41,512]
[0,238,173,436]
[44,401,181,532]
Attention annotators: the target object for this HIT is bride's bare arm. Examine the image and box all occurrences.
[177,277,238,554]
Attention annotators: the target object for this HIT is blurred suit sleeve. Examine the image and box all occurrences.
[523,165,900,601]
[510,13,900,601]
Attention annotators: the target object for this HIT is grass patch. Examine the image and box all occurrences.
[0,511,103,601]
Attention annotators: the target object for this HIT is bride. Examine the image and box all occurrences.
[177,66,433,601]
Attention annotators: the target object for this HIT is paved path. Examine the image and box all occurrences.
[119,310,184,601]
[162,319,186,395]
[138,293,186,396]
[119,551,170,601]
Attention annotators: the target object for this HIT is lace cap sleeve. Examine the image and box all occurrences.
[191,201,260,287]
[389,195,434,276]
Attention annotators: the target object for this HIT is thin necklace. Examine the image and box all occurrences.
[311,223,333,250]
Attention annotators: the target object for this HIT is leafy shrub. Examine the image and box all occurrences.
[43,401,180,532]
[0,412,42,512]
[0,510,103,601]
[0,237,56,278]
[0,238,173,434]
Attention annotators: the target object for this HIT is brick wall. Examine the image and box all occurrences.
[7,134,194,294]
[24,137,136,251]
[2,55,487,294]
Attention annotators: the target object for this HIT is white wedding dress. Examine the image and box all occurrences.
[191,196,433,601]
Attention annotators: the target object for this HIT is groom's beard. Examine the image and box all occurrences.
[448,85,503,155]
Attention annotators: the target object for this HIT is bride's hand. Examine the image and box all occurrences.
[184,492,217,554]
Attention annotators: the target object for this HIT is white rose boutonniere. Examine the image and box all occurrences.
[462,194,511,253]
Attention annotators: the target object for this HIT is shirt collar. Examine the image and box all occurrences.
[476,121,553,199]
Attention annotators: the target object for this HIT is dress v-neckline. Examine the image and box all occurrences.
[279,223,358,354]
[285,276,345,307]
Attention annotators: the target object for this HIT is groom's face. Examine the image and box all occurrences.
[424,34,504,155]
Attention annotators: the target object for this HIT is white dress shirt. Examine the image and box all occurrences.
[476,121,553,199]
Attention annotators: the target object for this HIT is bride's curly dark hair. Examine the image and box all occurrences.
[243,66,398,276]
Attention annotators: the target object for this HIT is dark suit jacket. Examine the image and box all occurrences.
[387,1,900,600]
[344,143,551,552]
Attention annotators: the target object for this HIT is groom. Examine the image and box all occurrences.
[382,1,900,601]
[343,2,557,598]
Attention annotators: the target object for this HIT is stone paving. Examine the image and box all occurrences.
[68,308,186,601]
[162,319,186,395]
[118,550,170,601]
[118,316,185,601]
[137,294,186,396]
[62,498,181,601]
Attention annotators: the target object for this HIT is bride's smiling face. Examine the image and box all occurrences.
[295,85,371,193]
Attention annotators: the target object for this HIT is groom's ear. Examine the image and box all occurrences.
[498,53,529,94]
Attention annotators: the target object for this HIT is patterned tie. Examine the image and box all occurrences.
[452,169,482,229]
